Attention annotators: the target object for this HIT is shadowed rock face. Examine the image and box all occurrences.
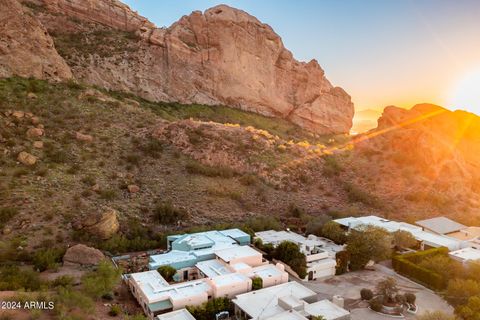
[17,0,354,134]
[0,0,72,80]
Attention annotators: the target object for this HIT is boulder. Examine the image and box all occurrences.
[127,184,140,193]
[12,110,25,119]
[26,127,44,137]
[33,141,44,149]
[17,151,37,165]
[75,132,94,142]
[63,244,105,266]
[84,208,120,240]
[27,92,37,99]
[31,116,40,125]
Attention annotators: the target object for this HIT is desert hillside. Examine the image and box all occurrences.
[0,0,479,249]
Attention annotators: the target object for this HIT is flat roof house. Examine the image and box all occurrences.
[255,230,343,281]
[156,308,195,320]
[416,217,467,235]
[129,229,289,319]
[449,247,480,264]
[232,281,350,320]
[334,215,462,251]
[149,229,252,280]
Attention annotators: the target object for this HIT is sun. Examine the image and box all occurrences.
[449,68,480,116]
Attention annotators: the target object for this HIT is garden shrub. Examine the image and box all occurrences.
[392,247,449,290]
[360,288,373,300]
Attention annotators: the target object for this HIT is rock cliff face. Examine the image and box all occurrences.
[17,0,354,134]
[0,0,72,80]
[26,0,155,31]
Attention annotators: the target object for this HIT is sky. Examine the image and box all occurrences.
[123,0,480,114]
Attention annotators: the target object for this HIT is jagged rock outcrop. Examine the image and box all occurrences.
[27,0,155,31]
[23,1,354,134]
[0,0,72,80]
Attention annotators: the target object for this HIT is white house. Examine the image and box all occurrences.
[255,230,343,280]
[232,281,350,320]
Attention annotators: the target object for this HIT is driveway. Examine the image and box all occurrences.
[299,264,454,319]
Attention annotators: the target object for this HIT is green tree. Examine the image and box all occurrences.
[376,277,398,303]
[346,225,392,270]
[187,297,233,320]
[252,277,263,290]
[417,311,456,320]
[456,296,480,320]
[321,221,347,244]
[272,241,307,279]
[82,261,122,299]
[311,316,326,320]
[393,230,417,250]
[446,279,480,306]
[335,250,350,275]
[157,265,176,282]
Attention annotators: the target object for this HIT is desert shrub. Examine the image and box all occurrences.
[51,275,75,288]
[108,305,122,317]
[153,201,188,225]
[82,261,122,299]
[157,266,176,282]
[99,189,117,200]
[0,207,18,228]
[343,182,382,208]
[287,203,305,218]
[369,297,383,312]
[0,265,44,291]
[138,138,163,157]
[185,161,236,178]
[252,277,263,290]
[239,174,258,186]
[33,247,65,271]
[98,234,165,255]
[54,287,94,318]
[322,155,343,177]
[405,292,416,304]
[360,288,374,300]
[245,216,281,232]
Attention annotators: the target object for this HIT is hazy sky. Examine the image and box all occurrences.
[123,0,480,114]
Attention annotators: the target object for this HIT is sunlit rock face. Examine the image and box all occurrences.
[21,1,354,134]
[355,104,480,195]
[0,0,72,80]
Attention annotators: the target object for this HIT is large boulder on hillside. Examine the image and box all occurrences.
[83,208,120,240]
[63,244,105,266]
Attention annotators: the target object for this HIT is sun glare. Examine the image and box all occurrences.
[449,68,480,116]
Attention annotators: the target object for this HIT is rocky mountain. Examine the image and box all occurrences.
[351,104,480,223]
[1,0,354,134]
